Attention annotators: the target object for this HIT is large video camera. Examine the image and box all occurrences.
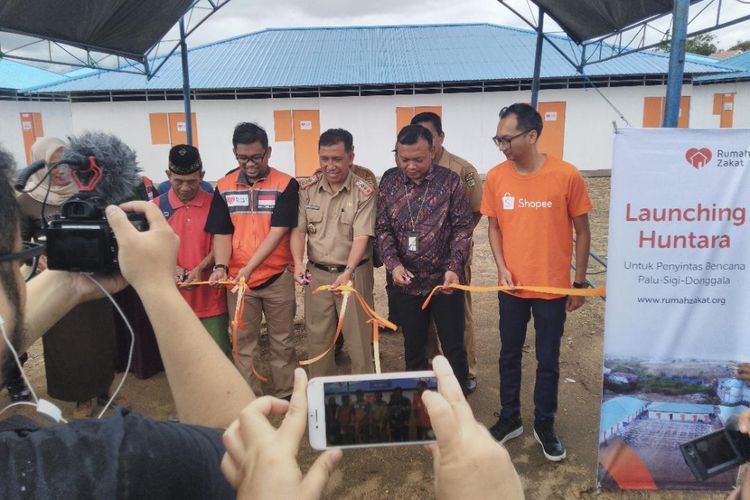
[680,415,750,481]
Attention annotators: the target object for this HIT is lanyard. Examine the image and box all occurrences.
[405,181,430,232]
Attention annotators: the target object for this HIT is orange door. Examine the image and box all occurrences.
[167,112,199,147]
[395,106,442,135]
[536,102,566,158]
[642,97,663,128]
[396,107,415,135]
[20,112,44,164]
[718,93,735,128]
[678,96,691,128]
[292,110,320,177]
[643,96,690,128]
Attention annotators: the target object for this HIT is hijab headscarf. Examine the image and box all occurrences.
[26,137,78,205]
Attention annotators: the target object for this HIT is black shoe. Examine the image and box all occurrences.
[7,379,32,402]
[465,377,477,395]
[489,414,523,444]
[533,420,566,461]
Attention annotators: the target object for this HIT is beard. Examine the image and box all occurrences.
[0,263,24,388]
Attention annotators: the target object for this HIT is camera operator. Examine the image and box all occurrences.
[1,146,254,497]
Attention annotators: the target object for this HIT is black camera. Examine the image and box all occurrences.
[680,415,750,481]
[45,195,148,273]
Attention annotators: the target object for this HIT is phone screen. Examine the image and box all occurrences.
[323,375,438,446]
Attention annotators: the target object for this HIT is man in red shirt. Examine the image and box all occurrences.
[153,145,229,355]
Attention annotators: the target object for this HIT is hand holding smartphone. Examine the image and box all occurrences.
[307,371,437,450]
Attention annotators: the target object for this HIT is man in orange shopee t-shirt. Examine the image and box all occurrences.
[480,103,592,463]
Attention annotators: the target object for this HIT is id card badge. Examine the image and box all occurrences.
[406,232,420,253]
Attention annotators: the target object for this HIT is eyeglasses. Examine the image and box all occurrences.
[235,151,267,166]
[0,241,46,282]
[492,130,531,149]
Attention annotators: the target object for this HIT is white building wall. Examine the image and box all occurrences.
[3,79,746,182]
[691,82,750,129]
[0,100,73,166]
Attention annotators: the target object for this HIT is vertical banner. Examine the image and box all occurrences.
[597,129,750,491]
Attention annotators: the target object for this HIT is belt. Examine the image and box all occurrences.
[311,259,369,274]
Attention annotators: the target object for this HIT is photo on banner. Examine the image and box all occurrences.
[597,128,750,491]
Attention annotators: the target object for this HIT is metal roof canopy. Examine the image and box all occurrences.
[498,0,750,126]
[0,0,234,145]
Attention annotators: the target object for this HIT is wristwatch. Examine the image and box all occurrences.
[572,281,590,289]
[212,264,229,273]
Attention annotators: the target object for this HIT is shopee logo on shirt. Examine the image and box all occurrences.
[502,193,515,210]
[502,192,552,210]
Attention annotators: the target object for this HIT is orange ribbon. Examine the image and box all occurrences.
[300,284,396,373]
[187,278,268,382]
[420,283,606,310]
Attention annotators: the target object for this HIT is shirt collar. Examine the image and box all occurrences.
[237,166,270,186]
[168,187,208,208]
[399,165,436,186]
[318,171,352,194]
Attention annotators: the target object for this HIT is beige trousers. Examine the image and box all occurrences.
[226,270,296,397]
[304,263,374,377]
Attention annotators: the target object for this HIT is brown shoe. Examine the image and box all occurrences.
[73,399,94,419]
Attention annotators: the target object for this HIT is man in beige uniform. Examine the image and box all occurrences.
[291,128,376,376]
[411,112,482,393]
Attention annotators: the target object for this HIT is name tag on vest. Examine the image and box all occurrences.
[226,194,249,207]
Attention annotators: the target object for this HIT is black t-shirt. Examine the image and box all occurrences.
[0,408,234,499]
[204,172,299,235]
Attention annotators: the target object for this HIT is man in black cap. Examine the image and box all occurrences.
[153,145,230,356]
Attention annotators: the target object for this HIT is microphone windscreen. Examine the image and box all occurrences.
[62,131,143,204]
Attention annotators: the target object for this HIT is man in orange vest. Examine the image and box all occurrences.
[206,122,298,398]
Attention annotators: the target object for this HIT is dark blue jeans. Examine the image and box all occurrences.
[498,292,567,422]
[397,289,468,388]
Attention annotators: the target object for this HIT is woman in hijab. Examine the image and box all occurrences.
[16,137,118,418]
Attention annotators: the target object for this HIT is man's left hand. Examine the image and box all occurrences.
[234,266,253,285]
[330,271,353,296]
[566,295,586,312]
[441,270,460,294]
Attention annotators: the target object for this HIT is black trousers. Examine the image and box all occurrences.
[385,272,401,326]
[396,289,468,388]
[498,292,567,422]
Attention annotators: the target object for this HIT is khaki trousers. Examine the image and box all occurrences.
[427,253,477,377]
[304,263,374,377]
[227,270,296,397]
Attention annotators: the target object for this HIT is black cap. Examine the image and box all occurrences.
[168,144,202,174]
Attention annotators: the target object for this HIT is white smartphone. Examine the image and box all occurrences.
[307,370,437,450]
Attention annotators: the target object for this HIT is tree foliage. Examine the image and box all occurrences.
[658,32,718,56]
[729,40,750,52]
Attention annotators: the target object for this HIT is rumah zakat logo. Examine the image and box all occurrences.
[685,148,712,169]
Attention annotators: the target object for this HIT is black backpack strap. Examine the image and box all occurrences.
[158,194,176,221]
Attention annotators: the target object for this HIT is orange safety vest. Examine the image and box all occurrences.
[215,167,294,288]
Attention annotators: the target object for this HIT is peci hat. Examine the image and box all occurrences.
[168,144,202,174]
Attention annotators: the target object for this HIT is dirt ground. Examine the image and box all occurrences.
[0,176,737,499]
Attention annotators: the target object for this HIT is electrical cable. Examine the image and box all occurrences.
[0,274,134,422]
[0,401,38,418]
[84,274,134,419]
